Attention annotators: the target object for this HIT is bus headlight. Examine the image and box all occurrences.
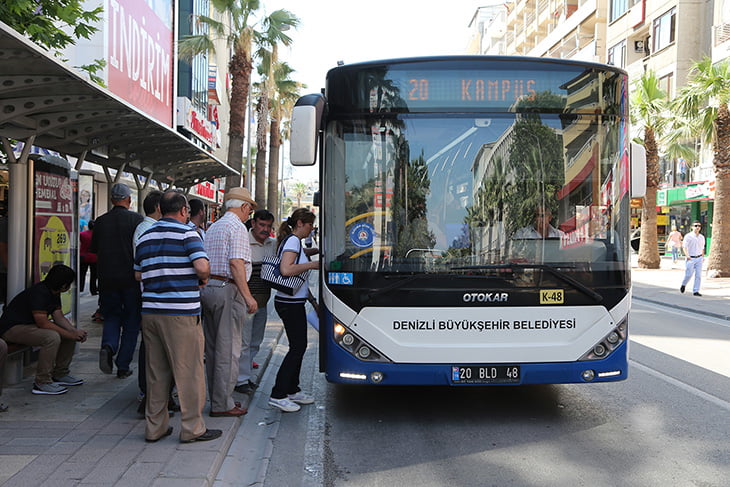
[579,319,628,361]
[357,346,371,359]
[332,319,389,363]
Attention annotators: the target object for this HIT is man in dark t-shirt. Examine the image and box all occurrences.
[0,265,87,395]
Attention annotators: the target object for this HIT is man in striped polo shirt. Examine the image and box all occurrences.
[134,190,221,443]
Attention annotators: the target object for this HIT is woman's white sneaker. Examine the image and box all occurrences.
[268,397,301,412]
[287,392,314,405]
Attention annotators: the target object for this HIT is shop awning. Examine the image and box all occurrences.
[0,21,237,188]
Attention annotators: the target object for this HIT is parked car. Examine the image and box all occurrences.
[630,228,666,254]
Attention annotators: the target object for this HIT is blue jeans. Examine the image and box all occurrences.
[681,257,703,293]
[670,246,680,262]
[100,287,141,372]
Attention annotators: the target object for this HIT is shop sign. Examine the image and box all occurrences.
[657,190,667,206]
[108,0,174,126]
[190,181,216,201]
[685,181,714,200]
[176,97,215,147]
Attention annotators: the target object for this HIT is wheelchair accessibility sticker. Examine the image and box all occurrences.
[328,272,354,285]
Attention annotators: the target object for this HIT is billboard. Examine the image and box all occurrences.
[107,0,174,126]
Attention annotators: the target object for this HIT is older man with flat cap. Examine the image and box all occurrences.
[201,187,258,417]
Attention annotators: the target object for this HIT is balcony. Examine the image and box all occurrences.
[714,23,730,47]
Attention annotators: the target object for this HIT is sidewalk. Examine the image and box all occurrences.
[630,254,730,320]
[0,293,284,486]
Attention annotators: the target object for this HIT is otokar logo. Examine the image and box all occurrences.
[463,292,509,303]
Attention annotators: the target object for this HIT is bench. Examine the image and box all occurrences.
[0,342,33,394]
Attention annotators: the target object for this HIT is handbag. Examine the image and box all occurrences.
[260,235,306,296]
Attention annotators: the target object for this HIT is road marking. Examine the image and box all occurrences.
[630,361,730,412]
[631,335,730,377]
[632,298,730,325]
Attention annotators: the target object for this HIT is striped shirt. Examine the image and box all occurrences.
[134,217,208,316]
[248,230,277,298]
[204,211,252,280]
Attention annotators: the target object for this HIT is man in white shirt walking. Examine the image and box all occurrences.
[680,221,705,296]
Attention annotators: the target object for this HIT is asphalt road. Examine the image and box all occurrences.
[228,301,730,487]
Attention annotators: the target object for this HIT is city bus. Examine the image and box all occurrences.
[289,56,646,386]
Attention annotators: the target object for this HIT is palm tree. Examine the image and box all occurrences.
[291,182,308,207]
[253,71,270,206]
[631,70,669,269]
[673,57,730,277]
[179,1,297,189]
[253,13,299,205]
[267,62,301,220]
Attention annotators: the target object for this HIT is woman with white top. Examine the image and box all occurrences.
[268,208,320,412]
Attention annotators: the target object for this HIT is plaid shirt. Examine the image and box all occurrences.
[204,211,252,280]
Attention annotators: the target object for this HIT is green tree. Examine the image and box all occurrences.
[2,0,105,83]
[631,70,669,270]
[503,118,564,234]
[673,57,730,277]
[291,182,308,207]
[267,62,301,220]
[179,1,297,189]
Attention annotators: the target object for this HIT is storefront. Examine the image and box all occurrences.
[657,181,714,255]
[0,24,237,319]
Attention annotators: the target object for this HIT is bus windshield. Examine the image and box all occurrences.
[323,112,629,280]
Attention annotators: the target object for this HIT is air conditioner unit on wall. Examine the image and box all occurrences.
[634,40,645,53]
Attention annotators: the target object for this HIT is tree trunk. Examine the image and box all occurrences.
[226,50,252,189]
[707,103,730,276]
[267,119,281,220]
[638,126,661,269]
[254,95,269,206]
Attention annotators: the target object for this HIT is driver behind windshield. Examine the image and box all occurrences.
[513,205,565,239]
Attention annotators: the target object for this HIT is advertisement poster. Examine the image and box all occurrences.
[34,164,74,313]
[107,0,174,126]
[78,174,94,229]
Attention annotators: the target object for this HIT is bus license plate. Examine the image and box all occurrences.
[451,365,521,384]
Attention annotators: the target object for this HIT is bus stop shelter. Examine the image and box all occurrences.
[0,21,237,302]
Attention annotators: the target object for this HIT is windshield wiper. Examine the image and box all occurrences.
[450,263,603,303]
[368,273,448,299]
[365,272,498,303]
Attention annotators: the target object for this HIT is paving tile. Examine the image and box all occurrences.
[161,450,218,479]
[1,454,69,486]
[114,461,166,487]
[66,434,124,463]
[0,454,35,484]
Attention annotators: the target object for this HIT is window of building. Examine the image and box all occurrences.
[652,7,676,52]
[610,0,641,23]
[659,72,674,97]
[607,40,627,68]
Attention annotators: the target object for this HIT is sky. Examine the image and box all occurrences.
[263,1,483,94]
[260,1,485,182]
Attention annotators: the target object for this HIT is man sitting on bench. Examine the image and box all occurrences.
[0,264,87,395]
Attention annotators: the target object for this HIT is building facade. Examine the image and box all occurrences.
[471,0,718,254]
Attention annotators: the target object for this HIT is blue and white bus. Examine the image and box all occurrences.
[290,56,646,386]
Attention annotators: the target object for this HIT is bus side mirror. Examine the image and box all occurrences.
[630,142,646,198]
[290,93,326,166]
